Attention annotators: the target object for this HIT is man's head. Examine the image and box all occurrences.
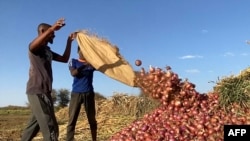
[37,23,55,44]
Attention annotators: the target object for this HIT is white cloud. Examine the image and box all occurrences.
[223,52,235,57]
[240,53,248,56]
[245,40,250,45]
[179,55,203,59]
[201,29,208,33]
[185,69,200,73]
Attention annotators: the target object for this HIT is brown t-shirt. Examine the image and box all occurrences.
[26,46,55,94]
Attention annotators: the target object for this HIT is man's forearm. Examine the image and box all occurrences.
[61,38,72,62]
[29,28,54,52]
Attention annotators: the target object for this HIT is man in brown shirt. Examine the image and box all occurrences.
[21,18,76,141]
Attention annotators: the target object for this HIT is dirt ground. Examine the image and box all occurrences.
[0,114,28,140]
[0,113,135,141]
[0,95,158,141]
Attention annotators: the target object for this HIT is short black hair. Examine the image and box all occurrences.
[37,23,51,33]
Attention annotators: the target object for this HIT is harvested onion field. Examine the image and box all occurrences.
[1,66,250,141]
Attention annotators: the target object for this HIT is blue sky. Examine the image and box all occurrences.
[1,0,250,107]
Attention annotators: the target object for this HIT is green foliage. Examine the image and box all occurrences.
[214,68,250,108]
[56,88,70,108]
[51,89,57,104]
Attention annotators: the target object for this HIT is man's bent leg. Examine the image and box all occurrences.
[21,110,40,141]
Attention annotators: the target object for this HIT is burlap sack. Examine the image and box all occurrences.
[76,31,136,87]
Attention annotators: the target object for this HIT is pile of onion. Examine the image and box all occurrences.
[109,65,250,141]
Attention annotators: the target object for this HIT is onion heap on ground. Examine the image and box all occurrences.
[110,65,250,141]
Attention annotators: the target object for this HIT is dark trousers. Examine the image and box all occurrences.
[21,94,59,141]
[66,91,97,141]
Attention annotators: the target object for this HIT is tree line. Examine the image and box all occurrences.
[51,88,106,109]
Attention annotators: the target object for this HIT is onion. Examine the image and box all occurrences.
[165,70,172,78]
[174,100,181,107]
[135,59,142,66]
[111,65,250,141]
[149,65,155,73]
[154,75,159,82]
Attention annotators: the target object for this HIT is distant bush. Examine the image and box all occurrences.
[95,92,106,100]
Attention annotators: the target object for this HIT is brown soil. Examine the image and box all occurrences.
[0,114,29,140]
